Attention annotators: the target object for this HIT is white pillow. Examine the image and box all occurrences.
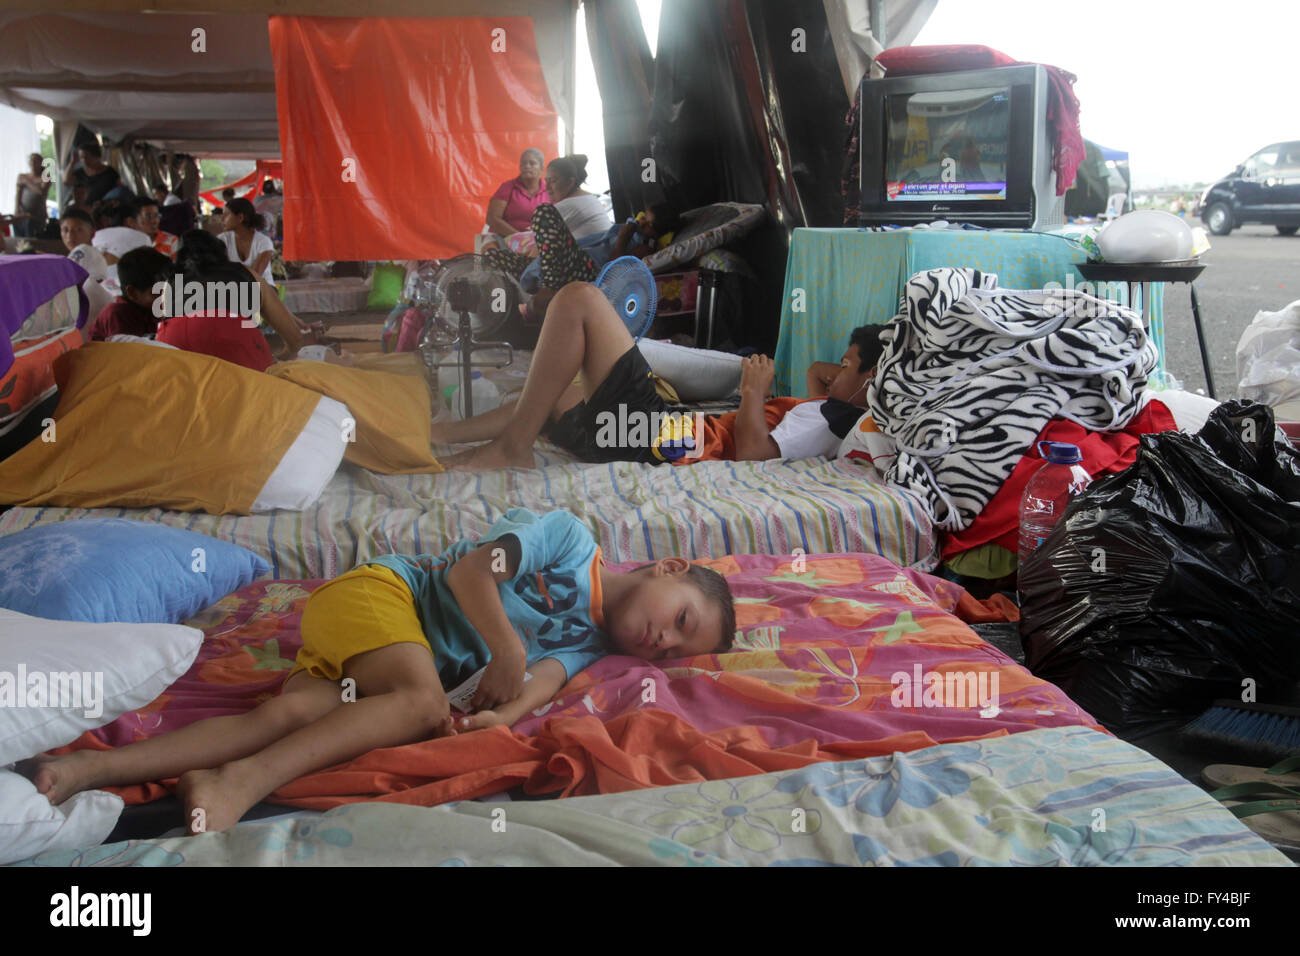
[0,608,202,766]
[0,768,122,865]
[1144,389,1219,434]
[636,338,743,402]
[252,395,350,512]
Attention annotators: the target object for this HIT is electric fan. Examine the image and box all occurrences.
[595,255,658,340]
[419,254,519,419]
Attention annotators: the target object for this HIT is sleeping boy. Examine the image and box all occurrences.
[30,508,735,833]
[432,281,884,468]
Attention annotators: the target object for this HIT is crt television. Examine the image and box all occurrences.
[858,64,1063,230]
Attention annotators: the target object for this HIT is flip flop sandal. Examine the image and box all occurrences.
[1209,779,1300,850]
[1202,754,1300,790]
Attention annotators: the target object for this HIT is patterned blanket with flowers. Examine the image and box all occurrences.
[18,727,1289,866]
[53,552,1100,812]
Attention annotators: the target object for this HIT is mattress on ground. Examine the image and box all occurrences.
[51,552,1092,812]
[279,277,370,314]
[15,726,1288,866]
[0,455,939,575]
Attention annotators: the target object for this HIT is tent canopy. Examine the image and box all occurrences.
[0,1,579,159]
[1097,144,1130,163]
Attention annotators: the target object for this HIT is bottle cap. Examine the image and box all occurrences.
[1037,440,1083,464]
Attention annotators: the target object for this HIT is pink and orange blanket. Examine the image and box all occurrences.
[56,553,1102,809]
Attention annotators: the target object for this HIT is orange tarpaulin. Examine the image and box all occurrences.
[268,16,558,261]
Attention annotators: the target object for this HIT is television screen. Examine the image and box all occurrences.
[884,86,1011,203]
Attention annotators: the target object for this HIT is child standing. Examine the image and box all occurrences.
[31,508,734,833]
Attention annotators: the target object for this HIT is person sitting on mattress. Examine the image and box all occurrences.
[86,246,173,341]
[59,207,114,319]
[26,507,736,834]
[430,281,883,470]
[153,229,309,370]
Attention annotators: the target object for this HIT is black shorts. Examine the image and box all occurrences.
[543,345,669,463]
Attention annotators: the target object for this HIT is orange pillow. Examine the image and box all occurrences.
[0,342,318,514]
[265,360,442,474]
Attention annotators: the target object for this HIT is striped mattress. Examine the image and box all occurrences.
[0,448,938,579]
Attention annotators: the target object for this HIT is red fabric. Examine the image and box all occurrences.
[874,44,1085,194]
[268,16,559,261]
[199,161,284,209]
[88,297,157,341]
[155,312,274,372]
[942,400,1177,558]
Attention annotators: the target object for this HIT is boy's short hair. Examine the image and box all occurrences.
[849,325,886,372]
[60,208,94,226]
[117,247,173,294]
[685,563,736,652]
[634,561,736,652]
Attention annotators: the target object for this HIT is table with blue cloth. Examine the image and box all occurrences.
[773,227,1167,396]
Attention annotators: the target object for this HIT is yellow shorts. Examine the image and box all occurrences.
[287,563,432,683]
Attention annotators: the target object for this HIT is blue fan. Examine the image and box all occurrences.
[595,255,658,340]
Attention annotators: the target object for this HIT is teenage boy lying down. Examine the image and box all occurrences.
[433,281,885,469]
[28,508,734,833]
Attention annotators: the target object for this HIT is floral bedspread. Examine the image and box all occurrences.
[16,727,1288,866]
[68,553,1099,787]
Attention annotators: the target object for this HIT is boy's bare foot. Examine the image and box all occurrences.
[25,750,102,806]
[434,447,481,468]
[448,439,535,471]
[177,765,262,836]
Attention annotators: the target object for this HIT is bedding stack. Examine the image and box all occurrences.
[0,520,270,863]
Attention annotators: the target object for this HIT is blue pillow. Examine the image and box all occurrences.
[0,519,271,623]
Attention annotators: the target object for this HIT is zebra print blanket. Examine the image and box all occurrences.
[868,267,1159,532]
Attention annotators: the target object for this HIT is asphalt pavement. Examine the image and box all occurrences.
[1157,224,1298,398]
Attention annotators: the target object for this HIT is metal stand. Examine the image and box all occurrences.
[1075,262,1216,399]
[693,270,721,349]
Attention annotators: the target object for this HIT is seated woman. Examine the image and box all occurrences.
[483,154,612,292]
[483,148,547,246]
[156,229,308,370]
[218,198,276,285]
[524,198,682,319]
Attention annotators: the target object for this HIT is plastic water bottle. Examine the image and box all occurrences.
[1018,441,1093,563]
[445,372,501,421]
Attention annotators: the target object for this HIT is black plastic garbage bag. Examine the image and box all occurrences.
[1019,400,1300,738]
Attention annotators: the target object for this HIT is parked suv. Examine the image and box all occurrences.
[1198,141,1300,236]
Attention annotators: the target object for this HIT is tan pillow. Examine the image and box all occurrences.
[266,360,442,474]
[0,343,318,514]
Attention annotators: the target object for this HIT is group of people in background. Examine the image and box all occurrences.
[0,138,308,373]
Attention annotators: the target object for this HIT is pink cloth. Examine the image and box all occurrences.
[491,177,549,232]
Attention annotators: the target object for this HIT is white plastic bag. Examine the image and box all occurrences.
[1236,299,1300,420]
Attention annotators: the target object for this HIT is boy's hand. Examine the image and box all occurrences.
[740,354,776,399]
[471,648,527,710]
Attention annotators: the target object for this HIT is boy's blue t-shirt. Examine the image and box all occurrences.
[367,509,608,688]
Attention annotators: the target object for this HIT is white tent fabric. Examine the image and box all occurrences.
[0,4,576,159]
[0,103,43,220]
[823,0,939,98]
